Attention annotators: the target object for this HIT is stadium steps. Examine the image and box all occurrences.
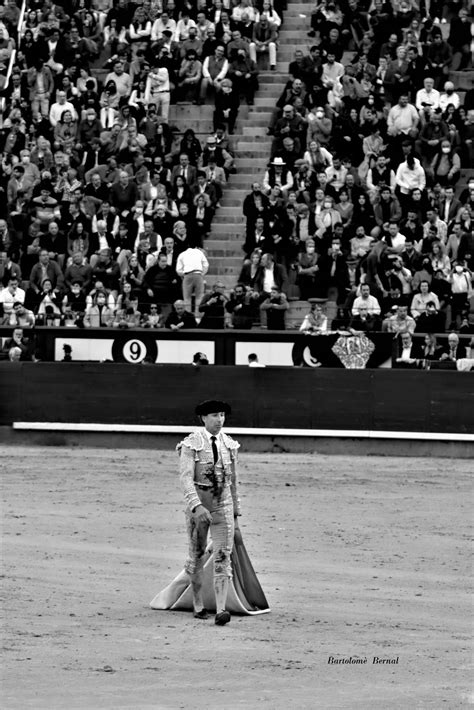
[205,0,313,290]
[451,70,474,91]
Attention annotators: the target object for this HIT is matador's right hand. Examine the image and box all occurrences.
[193,504,212,525]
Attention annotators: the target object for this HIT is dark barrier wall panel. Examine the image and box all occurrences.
[311,370,373,431]
[372,372,430,433]
[1,364,473,434]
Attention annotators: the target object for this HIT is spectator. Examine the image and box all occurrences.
[249,17,277,70]
[226,283,259,329]
[199,44,228,105]
[394,331,421,368]
[6,301,35,328]
[448,263,473,330]
[1,327,35,361]
[91,248,121,297]
[165,299,197,330]
[145,58,171,122]
[418,333,443,362]
[260,286,288,330]
[35,279,62,325]
[429,140,461,187]
[175,245,209,317]
[29,249,64,299]
[296,239,320,300]
[439,332,467,362]
[387,93,420,139]
[410,280,441,319]
[198,281,229,329]
[299,302,328,334]
[0,250,21,287]
[395,154,426,206]
[352,283,381,317]
[415,301,445,334]
[213,78,239,135]
[143,253,179,307]
[228,47,259,106]
[248,353,265,367]
[83,289,114,328]
[255,252,288,297]
[192,351,209,366]
[176,50,202,104]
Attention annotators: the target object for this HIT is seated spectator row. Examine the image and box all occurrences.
[0,0,473,340]
[235,0,473,333]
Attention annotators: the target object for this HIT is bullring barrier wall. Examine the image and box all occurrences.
[1,363,472,436]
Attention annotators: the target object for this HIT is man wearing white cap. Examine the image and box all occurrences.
[438,82,461,112]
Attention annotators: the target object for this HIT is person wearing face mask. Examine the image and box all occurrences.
[429,140,461,187]
[308,106,332,147]
[448,262,473,329]
[14,150,40,201]
[314,196,342,241]
[296,239,320,300]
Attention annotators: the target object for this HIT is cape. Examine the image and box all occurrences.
[150,528,270,615]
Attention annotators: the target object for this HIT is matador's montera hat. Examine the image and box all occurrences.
[195,400,231,416]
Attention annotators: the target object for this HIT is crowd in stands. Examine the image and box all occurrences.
[0,0,274,336]
[240,0,474,339]
[0,0,473,364]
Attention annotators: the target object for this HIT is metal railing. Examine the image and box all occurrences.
[0,0,26,113]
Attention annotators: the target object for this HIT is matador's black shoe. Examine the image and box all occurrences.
[214,611,231,626]
[193,608,209,619]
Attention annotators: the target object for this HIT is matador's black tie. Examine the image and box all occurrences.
[210,435,218,464]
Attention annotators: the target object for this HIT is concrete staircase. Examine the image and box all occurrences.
[211,6,317,290]
[166,1,314,290]
[92,14,473,296]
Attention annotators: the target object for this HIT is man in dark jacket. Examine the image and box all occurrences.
[227,48,258,105]
[165,299,197,329]
[213,78,239,134]
[143,253,178,305]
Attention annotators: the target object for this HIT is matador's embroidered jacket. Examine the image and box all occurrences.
[177,429,241,516]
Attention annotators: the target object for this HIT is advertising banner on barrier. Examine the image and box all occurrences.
[54,336,216,364]
[1,328,395,367]
[236,333,393,368]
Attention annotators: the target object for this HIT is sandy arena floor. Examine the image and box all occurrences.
[1,447,472,709]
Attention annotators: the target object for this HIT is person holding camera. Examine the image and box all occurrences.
[198,281,229,329]
[226,283,259,329]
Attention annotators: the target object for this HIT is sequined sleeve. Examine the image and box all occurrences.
[178,436,202,513]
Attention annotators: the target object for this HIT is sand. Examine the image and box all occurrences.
[1,447,472,709]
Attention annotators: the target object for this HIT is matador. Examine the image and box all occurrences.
[178,399,240,626]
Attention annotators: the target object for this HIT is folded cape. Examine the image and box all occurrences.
[150,528,270,615]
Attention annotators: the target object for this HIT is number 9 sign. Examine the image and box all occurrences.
[111,334,158,363]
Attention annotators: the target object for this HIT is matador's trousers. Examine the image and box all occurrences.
[184,492,234,580]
